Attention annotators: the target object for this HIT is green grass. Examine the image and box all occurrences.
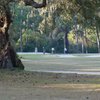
[18,54,100,72]
[19,54,44,60]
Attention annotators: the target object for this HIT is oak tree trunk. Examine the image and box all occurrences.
[0,7,24,69]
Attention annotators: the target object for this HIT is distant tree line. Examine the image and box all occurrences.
[9,0,100,53]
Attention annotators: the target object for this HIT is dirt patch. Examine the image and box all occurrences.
[0,70,100,100]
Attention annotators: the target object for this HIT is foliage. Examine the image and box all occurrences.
[8,0,100,53]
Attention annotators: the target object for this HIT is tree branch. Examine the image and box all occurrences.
[24,0,46,8]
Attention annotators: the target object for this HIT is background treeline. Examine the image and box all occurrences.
[9,0,100,53]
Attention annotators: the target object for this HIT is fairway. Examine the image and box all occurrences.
[18,53,100,74]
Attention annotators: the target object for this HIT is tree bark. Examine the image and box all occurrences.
[24,0,46,8]
[0,0,46,69]
[64,30,69,54]
[0,7,24,69]
[96,25,100,53]
[84,28,88,53]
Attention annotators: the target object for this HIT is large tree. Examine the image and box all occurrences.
[0,0,46,69]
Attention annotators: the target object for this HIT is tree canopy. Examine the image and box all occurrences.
[0,0,100,54]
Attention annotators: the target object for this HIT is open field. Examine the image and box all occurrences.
[19,53,100,74]
[0,53,100,100]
